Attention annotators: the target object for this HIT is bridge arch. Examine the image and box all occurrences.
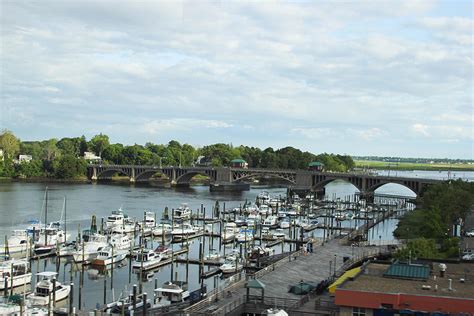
[369,181,418,197]
[135,170,169,182]
[175,170,217,185]
[312,178,362,192]
[232,170,296,184]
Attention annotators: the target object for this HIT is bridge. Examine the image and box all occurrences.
[86,164,441,199]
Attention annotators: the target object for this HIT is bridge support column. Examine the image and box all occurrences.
[130,167,136,183]
[91,167,97,181]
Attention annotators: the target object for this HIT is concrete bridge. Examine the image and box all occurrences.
[87,164,441,198]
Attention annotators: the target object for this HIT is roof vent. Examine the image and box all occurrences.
[460,278,465,283]
[421,285,431,290]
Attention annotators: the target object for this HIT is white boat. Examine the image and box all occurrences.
[171,224,200,241]
[246,213,261,226]
[152,223,172,237]
[57,241,77,257]
[34,224,70,255]
[236,229,254,243]
[105,209,126,229]
[105,292,152,314]
[72,234,108,262]
[302,219,319,231]
[91,246,128,266]
[269,198,283,208]
[262,215,279,228]
[258,204,272,216]
[204,249,221,261]
[27,272,70,306]
[0,230,30,255]
[132,249,163,270]
[154,245,172,259]
[110,234,132,251]
[263,308,289,316]
[334,212,345,221]
[173,204,191,220]
[273,229,286,238]
[138,211,156,229]
[279,217,290,229]
[154,281,189,304]
[0,259,32,290]
[219,257,243,274]
[248,245,274,260]
[257,191,271,204]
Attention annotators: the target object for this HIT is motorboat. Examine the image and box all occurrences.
[302,219,319,231]
[236,228,254,243]
[262,215,279,228]
[105,210,126,229]
[110,234,132,251]
[258,204,272,216]
[234,216,247,227]
[137,211,156,229]
[246,213,261,227]
[152,223,173,237]
[173,204,191,220]
[34,223,70,255]
[279,217,290,229]
[204,249,221,261]
[171,224,200,242]
[0,259,32,290]
[334,212,345,221]
[154,281,189,304]
[273,229,286,238]
[261,227,274,239]
[154,245,172,259]
[221,223,237,243]
[263,308,289,316]
[104,292,152,314]
[91,246,128,266]
[27,272,70,306]
[219,257,243,274]
[257,191,271,204]
[111,218,137,234]
[132,249,163,271]
[248,245,274,260]
[72,233,108,262]
[0,230,30,255]
[57,241,77,257]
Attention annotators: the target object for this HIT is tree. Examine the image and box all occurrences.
[89,134,110,157]
[54,154,86,179]
[42,139,60,162]
[394,238,439,260]
[0,129,20,159]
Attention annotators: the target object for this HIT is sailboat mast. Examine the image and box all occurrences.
[64,196,67,240]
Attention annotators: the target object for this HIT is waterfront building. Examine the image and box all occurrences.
[230,158,248,168]
[84,151,102,163]
[334,261,474,315]
[308,161,324,171]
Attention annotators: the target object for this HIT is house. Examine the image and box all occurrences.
[308,161,324,171]
[18,155,33,163]
[334,261,474,315]
[230,159,248,169]
[84,151,102,163]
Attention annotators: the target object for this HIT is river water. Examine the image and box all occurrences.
[0,169,471,309]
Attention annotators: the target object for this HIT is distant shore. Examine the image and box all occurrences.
[354,160,474,172]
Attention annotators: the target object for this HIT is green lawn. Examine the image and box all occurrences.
[354,160,474,171]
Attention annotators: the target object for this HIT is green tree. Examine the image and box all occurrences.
[0,129,20,159]
[394,238,439,260]
[54,154,86,179]
[89,134,110,157]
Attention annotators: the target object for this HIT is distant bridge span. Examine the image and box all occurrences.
[87,164,442,198]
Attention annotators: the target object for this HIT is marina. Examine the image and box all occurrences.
[0,178,421,312]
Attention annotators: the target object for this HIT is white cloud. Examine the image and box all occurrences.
[412,124,430,136]
[142,119,233,135]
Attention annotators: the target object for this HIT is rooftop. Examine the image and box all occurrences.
[338,262,474,300]
[231,159,247,163]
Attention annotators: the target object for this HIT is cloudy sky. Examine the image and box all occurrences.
[1,0,472,158]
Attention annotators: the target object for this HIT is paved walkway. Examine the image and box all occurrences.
[190,237,381,314]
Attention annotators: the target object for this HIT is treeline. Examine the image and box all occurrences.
[0,130,355,179]
[394,180,474,259]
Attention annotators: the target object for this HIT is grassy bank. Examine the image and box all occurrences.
[355,160,474,171]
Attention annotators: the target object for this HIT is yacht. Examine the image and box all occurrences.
[132,249,163,271]
[257,191,271,204]
[154,245,172,259]
[248,245,274,260]
[72,233,108,263]
[171,224,200,242]
[104,292,152,314]
[57,241,77,257]
[234,216,247,227]
[262,215,279,228]
[246,213,261,226]
[110,234,132,251]
[279,217,291,229]
[273,229,286,238]
[152,223,173,237]
[34,223,70,255]
[173,204,192,220]
[219,257,243,274]
[27,272,70,306]
[111,217,137,234]
[334,212,345,221]
[221,222,237,243]
[91,246,128,266]
[0,230,30,255]
[204,249,221,261]
[0,259,32,290]
[258,204,272,216]
[302,219,319,231]
[105,210,126,229]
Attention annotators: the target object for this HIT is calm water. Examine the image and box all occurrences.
[0,179,422,309]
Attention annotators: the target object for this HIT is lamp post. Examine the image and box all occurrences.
[329,260,332,278]
[333,254,337,277]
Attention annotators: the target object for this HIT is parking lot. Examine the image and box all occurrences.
[462,210,474,260]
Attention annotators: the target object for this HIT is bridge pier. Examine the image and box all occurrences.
[359,191,375,204]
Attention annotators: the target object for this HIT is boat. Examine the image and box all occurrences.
[262,215,279,228]
[204,249,221,261]
[154,281,190,304]
[91,246,128,266]
[111,217,137,234]
[334,212,345,221]
[245,213,261,227]
[279,217,290,229]
[110,234,132,251]
[27,272,70,306]
[152,223,172,237]
[258,204,272,216]
[257,191,271,204]
[248,245,274,260]
[0,259,32,290]
[173,204,191,220]
[57,241,77,257]
[132,249,163,271]
[105,209,127,229]
[154,245,172,259]
[104,292,152,315]
[171,224,200,242]
[137,211,156,229]
[273,229,286,238]
[221,222,237,243]
[0,230,30,255]
[236,229,254,243]
[263,308,289,316]
[345,212,355,221]
[261,227,274,239]
[72,233,108,262]
[234,216,247,227]
[219,257,243,274]
[34,223,70,255]
[302,219,319,231]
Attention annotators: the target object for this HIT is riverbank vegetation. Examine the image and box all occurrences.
[355,159,474,171]
[0,130,354,179]
[394,180,474,259]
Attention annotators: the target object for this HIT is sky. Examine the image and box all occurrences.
[1,0,473,159]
